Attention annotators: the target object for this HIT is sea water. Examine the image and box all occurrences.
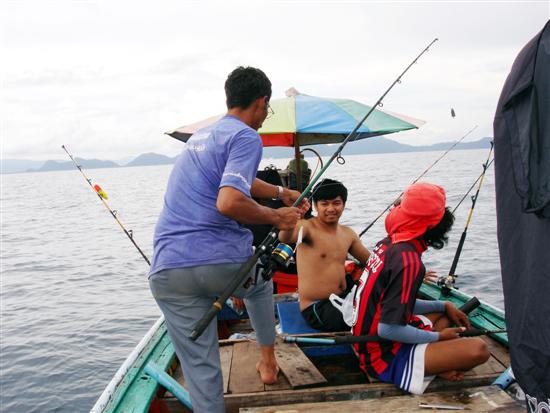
[0,149,502,412]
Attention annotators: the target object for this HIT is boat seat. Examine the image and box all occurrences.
[276,301,352,356]
[277,301,320,335]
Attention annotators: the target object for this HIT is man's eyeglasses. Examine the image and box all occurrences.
[266,100,275,119]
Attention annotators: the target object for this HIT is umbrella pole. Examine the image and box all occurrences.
[294,138,302,191]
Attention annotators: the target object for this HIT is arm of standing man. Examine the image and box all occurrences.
[217,187,302,230]
[251,178,310,211]
[217,129,308,230]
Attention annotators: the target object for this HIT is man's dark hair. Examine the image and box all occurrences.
[225,66,272,109]
[312,178,348,204]
[421,207,455,250]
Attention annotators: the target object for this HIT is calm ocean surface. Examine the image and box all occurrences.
[1,149,501,412]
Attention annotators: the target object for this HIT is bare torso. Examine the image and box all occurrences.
[296,218,356,310]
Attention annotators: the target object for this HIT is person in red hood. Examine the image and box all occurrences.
[352,182,490,394]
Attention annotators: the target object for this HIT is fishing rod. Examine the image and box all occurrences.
[61,145,151,266]
[284,335,380,345]
[283,327,506,346]
[190,38,440,341]
[438,141,494,295]
[358,125,478,238]
[452,158,494,214]
[458,328,506,337]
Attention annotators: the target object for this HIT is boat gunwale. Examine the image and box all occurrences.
[90,315,167,413]
[419,283,508,345]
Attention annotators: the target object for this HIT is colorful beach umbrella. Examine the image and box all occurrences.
[167,88,424,148]
[167,89,424,189]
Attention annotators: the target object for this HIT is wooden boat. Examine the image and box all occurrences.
[90,281,523,413]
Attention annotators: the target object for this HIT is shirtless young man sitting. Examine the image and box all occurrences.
[279,178,371,332]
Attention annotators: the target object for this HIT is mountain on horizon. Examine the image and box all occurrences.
[1,159,46,174]
[2,137,493,174]
[263,136,493,158]
[29,158,120,173]
[125,152,176,167]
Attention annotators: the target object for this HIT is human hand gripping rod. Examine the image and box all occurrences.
[189,38,439,341]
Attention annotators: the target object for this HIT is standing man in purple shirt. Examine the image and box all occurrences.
[148,67,308,413]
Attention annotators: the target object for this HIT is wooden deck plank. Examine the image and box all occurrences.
[165,373,502,413]
[482,335,511,367]
[167,346,234,398]
[172,364,185,387]
[228,373,500,413]
[274,340,327,389]
[228,341,265,394]
[239,385,523,412]
[264,372,292,392]
[309,352,367,386]
[220,344,234,394]
[464,355,506,377]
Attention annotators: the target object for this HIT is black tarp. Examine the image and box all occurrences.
[494,20,550,411]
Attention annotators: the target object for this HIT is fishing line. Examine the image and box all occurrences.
[358,125,478,238]
[300,148,323,178]
[62,145,151,266]
[438,141,494,295]
[190,38,439,341]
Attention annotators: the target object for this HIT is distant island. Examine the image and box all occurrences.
[2,136,492,174]
[36,158,120,172]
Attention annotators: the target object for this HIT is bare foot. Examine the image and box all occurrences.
[438,370,465,381]
[256,360,280,384]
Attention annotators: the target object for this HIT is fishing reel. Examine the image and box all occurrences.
[437,274,457,296]
[257,243,295,282]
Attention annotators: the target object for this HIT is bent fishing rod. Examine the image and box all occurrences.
[358,125,478,238]
[439,141,494,295]
[61,145,151,266]
[190,38,439,341]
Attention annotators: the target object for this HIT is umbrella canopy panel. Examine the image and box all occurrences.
[167,92,424,147]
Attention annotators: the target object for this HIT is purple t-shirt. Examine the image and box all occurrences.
[149,115,263,275]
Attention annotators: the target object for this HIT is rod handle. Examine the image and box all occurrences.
[458,296,480,315]
[190,303,222,341]
[459,328,485,337]
[283,335,382,345]
[190,235,276,341]
[333,335,383,344]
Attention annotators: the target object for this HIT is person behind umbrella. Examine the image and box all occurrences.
[288,153,309,175]
[148,66,309,413]
[286,153,311,191]
[352,182,490,394]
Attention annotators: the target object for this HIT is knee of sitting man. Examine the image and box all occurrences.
[471,339,490,364]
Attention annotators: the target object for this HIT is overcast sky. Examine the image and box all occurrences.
[2,1,549,161]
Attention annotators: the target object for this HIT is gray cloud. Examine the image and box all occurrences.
[2,1,549,160]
